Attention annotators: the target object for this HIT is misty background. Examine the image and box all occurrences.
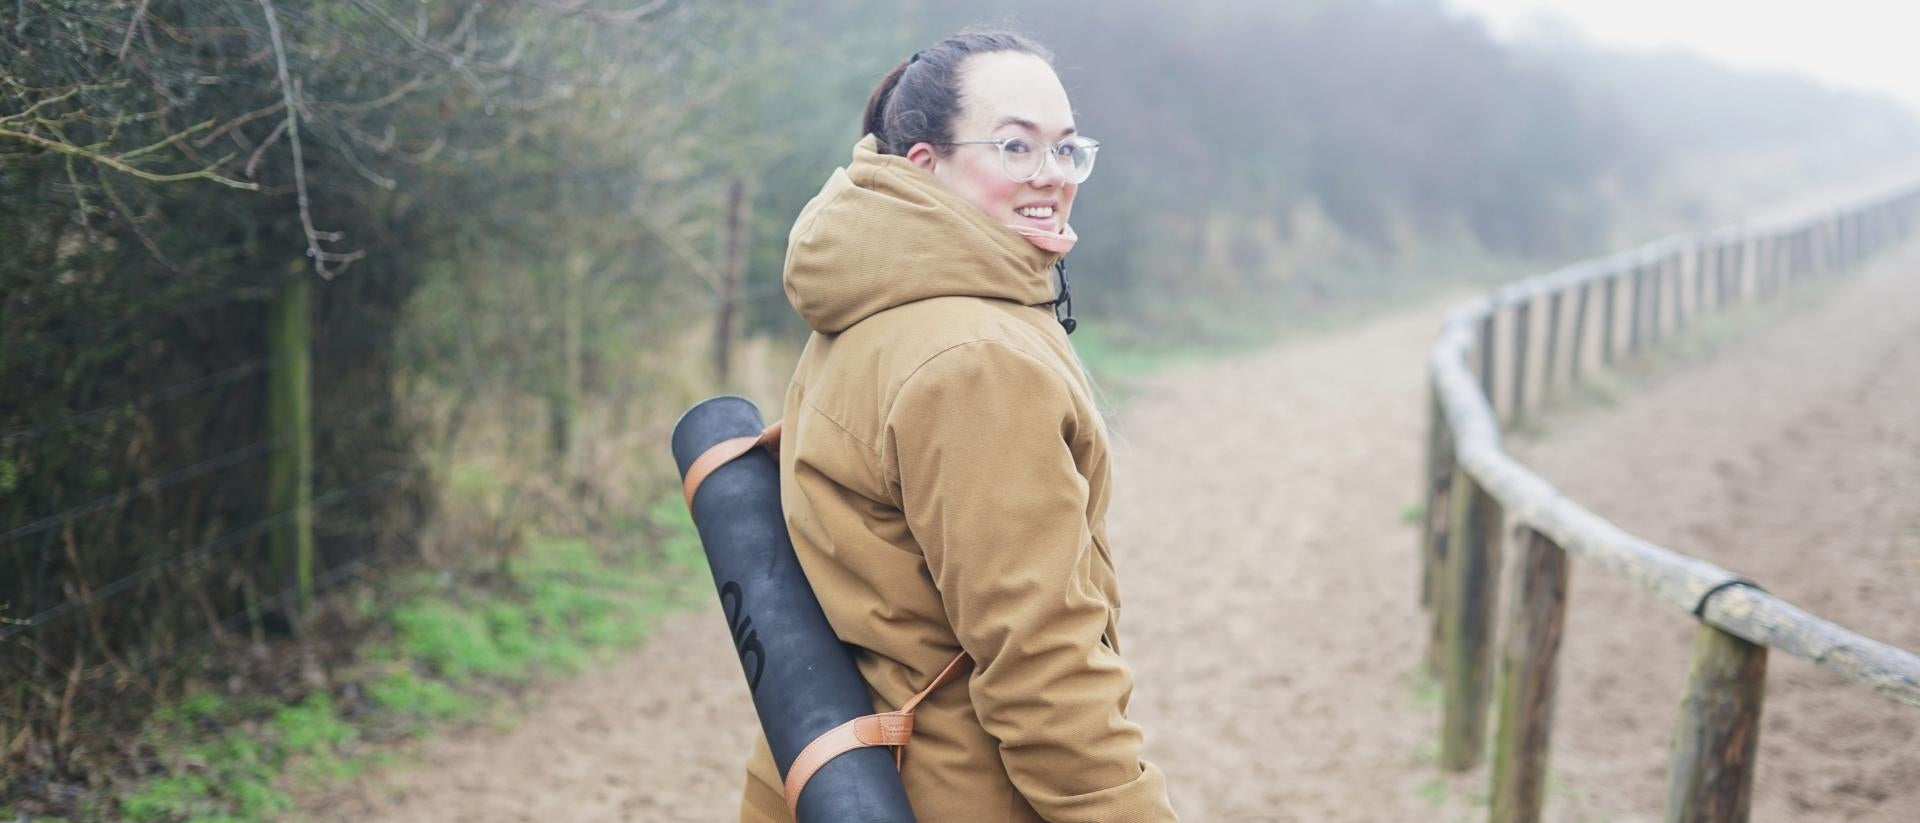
[2,0,1916,818]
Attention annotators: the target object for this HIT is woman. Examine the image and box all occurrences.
[740,30,1176,823]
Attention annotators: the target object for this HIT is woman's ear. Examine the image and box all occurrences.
[905,142,938,173]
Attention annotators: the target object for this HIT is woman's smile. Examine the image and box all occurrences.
[1014,201,1059,231]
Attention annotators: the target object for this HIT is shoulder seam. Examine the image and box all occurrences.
[893,337,1074,407]
[799,396,882,458]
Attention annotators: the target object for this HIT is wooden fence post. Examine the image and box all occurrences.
[1675,249,1693,332]
[1837,214,1851,271]
[1627,266,1645,355]
[1541,290,1563,398]
[1490,527,1571,823]
[1510,299,1531,427]
[713,177,750,383]
[1441,470,1504,771]
[1694,246,1710,316]
[1758,236,1777,297]
[267,273,315,620]
[1649,258,1667,345]
[1734,237,1750,300]
[1421,383,1450,605]
[1821,219,1837,275]
[549,252,586,468]
[1569,282,1591,386]
[1422,383,1455,677]
[1479,312,1498,415]
[1666,624,1767,823]
[1601,273,1618,367]
[1720,241,1735,308]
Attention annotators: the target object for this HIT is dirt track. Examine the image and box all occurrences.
[306,242,1920,822]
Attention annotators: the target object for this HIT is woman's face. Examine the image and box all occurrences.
[907,52,1078,236]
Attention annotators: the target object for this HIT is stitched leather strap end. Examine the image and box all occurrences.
[781,713,912,816]
[681,420,782,508]
[780,652,972,817]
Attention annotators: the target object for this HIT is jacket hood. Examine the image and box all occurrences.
[783,135,1062,333]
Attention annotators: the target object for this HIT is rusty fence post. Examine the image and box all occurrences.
[1665,623,1767,823]
[1490,527,1572,823]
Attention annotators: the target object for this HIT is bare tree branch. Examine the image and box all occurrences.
[244,117,288,178]
[96,170,178,271]
[257,0,362,277]
[116,0,152,60]
[0,125,258,188]
[528,0,676,25]
[191,100,285,147]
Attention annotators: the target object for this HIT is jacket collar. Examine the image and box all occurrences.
[782,135,1062,333]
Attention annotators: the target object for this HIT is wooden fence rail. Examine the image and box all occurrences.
[1417,181,1920,823]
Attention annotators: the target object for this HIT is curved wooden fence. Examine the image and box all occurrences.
[1417,182,1920,823]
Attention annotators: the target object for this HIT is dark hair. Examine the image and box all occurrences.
[861,30,1055,157]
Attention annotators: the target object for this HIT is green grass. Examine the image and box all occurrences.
[120,776,216,822]
[370,671,479,722]
[1418,777,1448,807]
[109,495,708,823]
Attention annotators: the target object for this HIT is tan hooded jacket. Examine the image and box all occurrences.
[736,136,1175,823]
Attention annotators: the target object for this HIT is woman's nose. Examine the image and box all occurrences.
[1030,151,1068,187]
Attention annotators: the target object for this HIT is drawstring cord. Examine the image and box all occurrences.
[1052,258,1076,334]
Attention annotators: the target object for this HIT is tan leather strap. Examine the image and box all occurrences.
[682,420,782,508]
[782,652,974,817]
[686,418,971,814]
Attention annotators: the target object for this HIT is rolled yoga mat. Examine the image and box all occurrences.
[670,395,916,823]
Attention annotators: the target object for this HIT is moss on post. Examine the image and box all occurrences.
[267,274,314,620]
[1665,623,1767,823]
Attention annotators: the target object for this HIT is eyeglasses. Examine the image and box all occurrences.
[934,135,1101,184]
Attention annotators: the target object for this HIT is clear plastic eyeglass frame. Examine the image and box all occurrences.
[935,136,1101,184]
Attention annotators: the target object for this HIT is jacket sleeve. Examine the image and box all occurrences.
[882,340,1176,823]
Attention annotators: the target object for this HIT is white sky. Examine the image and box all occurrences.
[1446,0,1920,112]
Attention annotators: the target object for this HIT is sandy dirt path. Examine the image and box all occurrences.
[306,244,1919,822]
[1505,246,1920,822]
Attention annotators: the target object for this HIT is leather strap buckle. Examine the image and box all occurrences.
[781,652,974,816]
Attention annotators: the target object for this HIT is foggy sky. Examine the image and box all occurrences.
[1449,0,1920,113]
